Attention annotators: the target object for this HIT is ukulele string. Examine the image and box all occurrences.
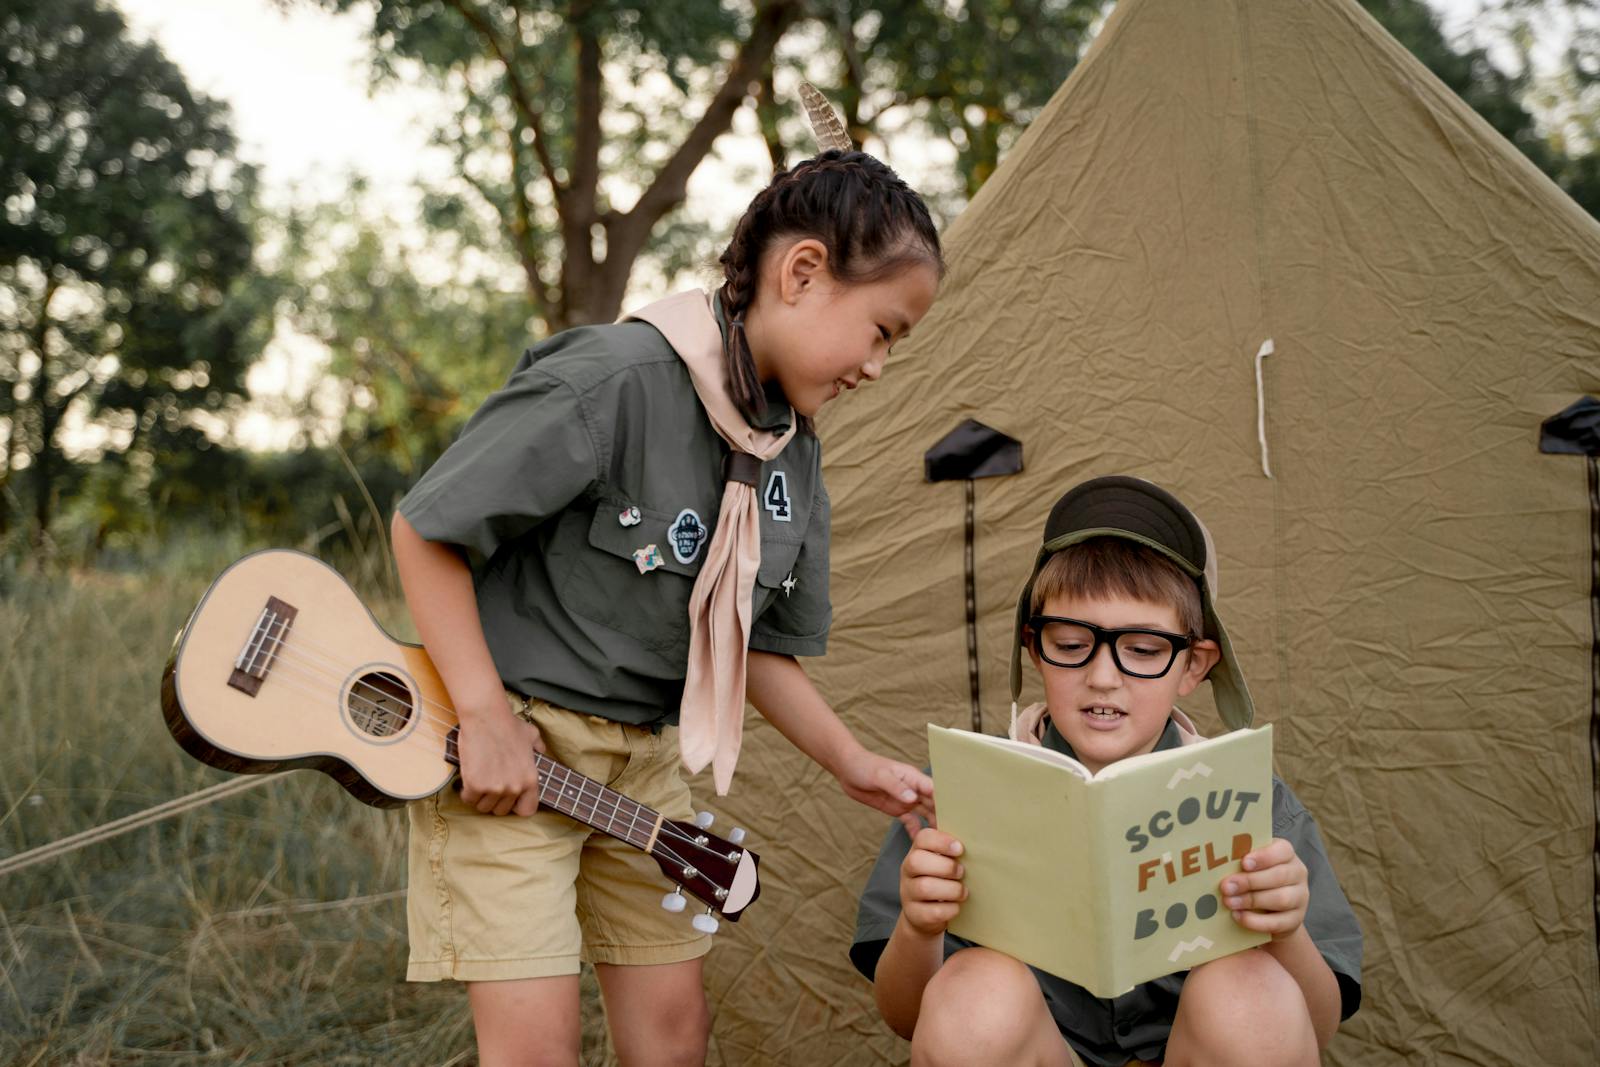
[240,625,472,738]
[244,644,719,858]
[240,658,650,843]
[244,628,720,854]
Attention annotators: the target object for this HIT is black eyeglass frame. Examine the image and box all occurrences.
[1027,615,1196,679]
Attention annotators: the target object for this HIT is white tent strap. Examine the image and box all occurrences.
[1254,338,1276,479]
[0,771,292,880]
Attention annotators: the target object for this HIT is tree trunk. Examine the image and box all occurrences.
[23,279,58,546]
[31,358,55,547]
[560,0,806,327]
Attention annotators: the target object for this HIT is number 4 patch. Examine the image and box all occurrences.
[763,470,792,522]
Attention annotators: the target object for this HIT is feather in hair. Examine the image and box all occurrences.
[800,81,853,153]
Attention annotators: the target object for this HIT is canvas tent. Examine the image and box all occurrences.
[688,0,1600,1062]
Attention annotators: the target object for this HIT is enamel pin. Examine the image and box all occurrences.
[782,572,797,597]
[619,505,642,527]
[668,508,708,565]
[632,544,664,574]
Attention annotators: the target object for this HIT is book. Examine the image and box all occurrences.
[926,722,1274,998]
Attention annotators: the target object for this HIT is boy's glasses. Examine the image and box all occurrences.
[1028,616,1194,679]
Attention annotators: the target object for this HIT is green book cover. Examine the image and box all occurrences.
[927,722,1273,998]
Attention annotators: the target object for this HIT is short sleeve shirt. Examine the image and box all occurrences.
[396,313,830,726]
[850,718,1364,1066]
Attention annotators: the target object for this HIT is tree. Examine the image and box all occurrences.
[272,185,532,477]
[807,1,1105,201]
[0,0,262,545]
[312,0,809,335]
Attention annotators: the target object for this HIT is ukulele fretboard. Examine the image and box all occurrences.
[533,754,660,850]
[442,728,660,852]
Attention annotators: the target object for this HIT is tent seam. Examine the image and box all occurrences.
[1235,0,1292,720]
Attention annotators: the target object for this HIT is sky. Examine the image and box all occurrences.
[110,0,1578,448]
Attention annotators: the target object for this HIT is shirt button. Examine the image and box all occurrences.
[1114,1021,1133,1037]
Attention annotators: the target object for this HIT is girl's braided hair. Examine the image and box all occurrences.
[717,150,944,431]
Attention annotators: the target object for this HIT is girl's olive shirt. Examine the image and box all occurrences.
[397,318,829,727]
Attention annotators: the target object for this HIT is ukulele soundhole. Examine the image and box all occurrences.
[347,670,414,739]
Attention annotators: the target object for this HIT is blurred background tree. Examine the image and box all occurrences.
[0,0,267,552]
[311,0,811,334]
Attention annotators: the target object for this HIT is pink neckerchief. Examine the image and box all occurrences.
[624,290,797,795]
[1008,702,1205,747]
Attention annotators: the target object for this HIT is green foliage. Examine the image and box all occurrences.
[274,187,531,480]
[1361,0,1600,217]
[306,0,805,333]
[0,0,267,547]
[810,1,1107,201]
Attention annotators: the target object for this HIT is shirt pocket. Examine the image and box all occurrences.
[755,532,803,593]
[555,500,706,656]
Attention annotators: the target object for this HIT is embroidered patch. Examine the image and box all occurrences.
[668,508,709,565]
[632,544,664,574]
[763,469,792,522]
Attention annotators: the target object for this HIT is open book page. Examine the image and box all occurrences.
[928,722,1274,998]
[928,724,1097,981]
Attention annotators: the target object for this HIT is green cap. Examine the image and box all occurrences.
[1008,475,1255,730]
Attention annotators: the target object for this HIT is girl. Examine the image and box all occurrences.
[391,150,943,1067]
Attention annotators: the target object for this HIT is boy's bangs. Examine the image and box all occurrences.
[1029,538,1203,637]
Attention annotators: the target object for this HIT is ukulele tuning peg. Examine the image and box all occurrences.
[661,887,687,914]
[693,811,715,829]
[691,910,720,936]
[728,826,747,846]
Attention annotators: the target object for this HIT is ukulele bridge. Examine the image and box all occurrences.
[228,596,298,697]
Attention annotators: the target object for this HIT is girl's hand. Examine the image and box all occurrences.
[899,827,966,938]
[836,747,935,837]
[456,702,547,816]
[1221,837,1309,940]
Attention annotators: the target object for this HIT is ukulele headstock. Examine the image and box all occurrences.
[650,813,760,923]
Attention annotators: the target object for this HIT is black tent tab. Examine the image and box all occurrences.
[1541,396,1600,457]
[925,419,1024,482]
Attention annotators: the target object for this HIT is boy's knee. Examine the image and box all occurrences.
[912,948,1046,1065]
[1172,949,1317,1067]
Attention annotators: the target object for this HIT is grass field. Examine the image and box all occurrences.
[0,549,613,1065]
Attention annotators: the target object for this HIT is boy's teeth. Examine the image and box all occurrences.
[1086,707,1122,718]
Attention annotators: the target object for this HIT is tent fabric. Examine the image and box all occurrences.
[693,0,1600,1062]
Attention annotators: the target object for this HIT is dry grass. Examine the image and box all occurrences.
[0,552,613,1066]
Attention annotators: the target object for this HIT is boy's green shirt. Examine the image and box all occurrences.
[851,715,1363,1067]
[398,314,831,726]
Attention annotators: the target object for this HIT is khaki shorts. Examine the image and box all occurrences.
[406,694,711,981]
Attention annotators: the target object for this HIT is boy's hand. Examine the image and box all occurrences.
[1221,837,1309,940]
[836,748,936,837]
[899,827,967,938]
[457,701,547,817]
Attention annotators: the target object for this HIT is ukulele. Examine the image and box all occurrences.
[161,548,759,930]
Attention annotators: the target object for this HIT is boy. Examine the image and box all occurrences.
[851,476,1362,1067]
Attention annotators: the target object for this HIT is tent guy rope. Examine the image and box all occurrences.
[0,771,290,879]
